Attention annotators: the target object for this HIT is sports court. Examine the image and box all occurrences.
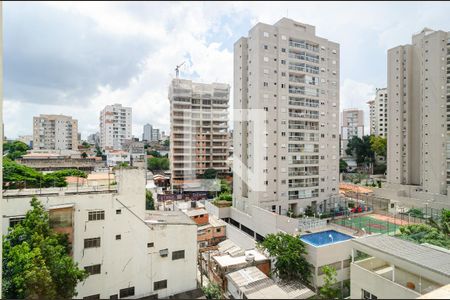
[334,213,416,234]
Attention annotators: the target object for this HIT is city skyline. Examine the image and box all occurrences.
[4,2,450,140]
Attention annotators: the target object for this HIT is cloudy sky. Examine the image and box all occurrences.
[4,1,450,139]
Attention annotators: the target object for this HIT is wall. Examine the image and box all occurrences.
[351,263,420,299]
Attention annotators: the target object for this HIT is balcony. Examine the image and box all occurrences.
[352,257,441,297]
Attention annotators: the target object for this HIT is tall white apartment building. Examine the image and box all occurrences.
[169,79,229,191]
[33,114,79,150]
[340,109,364,155]
[367,88,388,137]
[2,169,198,299]
[387,28,450,195]
[233,18,340,215]
[99,104,132,151]
[152,128,160,142]
[143,123,153,141]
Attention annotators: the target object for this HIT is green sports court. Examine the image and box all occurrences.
[334,214,401,234]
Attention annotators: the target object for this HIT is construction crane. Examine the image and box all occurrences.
[175,61,185,78]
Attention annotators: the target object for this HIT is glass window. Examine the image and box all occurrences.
[119,287,135,298]
[88,210,105,221]
[154,280,167,290]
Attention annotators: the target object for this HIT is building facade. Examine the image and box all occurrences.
[169,79,230,191]
[143,123,153,142]
[152,128,160,142]
[99,104,132,151]
[372,88,388,137]
[33,114,79,150]
[386,28,450,195]
[340,109,364,156]
[2,169,198,299]
[233,18,340,215]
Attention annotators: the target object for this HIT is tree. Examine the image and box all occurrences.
[81,152,88,159]
[202,168,218,179]
[2,197,87,299]
[429,208,450,235]
[95,146,103,157]
[202,282,221,299]
[339,159,348,173]
[3,141,30,160]
[398,223,450,249]
[319,266,340,299]
[147,157,169,172]
[345,136,375,167]
[3,158,87,189]
[147,150,161,157]
[370,135,387,158]
[163,139,170,147]
[257,232,312,284]
[146,190,155,210]
[81,141,90,148]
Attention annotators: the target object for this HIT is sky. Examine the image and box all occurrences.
[4,1,450,139]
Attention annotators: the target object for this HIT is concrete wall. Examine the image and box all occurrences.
[351,263,420,299]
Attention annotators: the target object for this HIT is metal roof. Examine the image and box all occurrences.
[353,234,450,277]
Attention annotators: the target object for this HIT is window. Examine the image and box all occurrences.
[116,234,121,240]
[119,287,135,298]
[263,56,269,62]
[154,280,167,290]
[9,216,25,228]
[281,48,286,52]
[88,210,104,221]
[84,237,101,248]
[84,264,101,275]
[116,209,121,214]
[147,242,154,248]
[216,228,221,233]
[109,295,118,300]
[264,45,268,50]
[83,295,100,300]
[362,289,377,300]
[263,32,269,37]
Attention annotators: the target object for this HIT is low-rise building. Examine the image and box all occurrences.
[2,169,198,299]
[226,266,314,299]
[350,234,450,299]
[16,152,105,172]
[206,240,271,291]
[197,215,227,249]
[106,150,131,167]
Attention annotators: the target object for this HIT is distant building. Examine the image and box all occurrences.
[2,169,198,299]
[106,150,131,167]
[17,135,33,148]
[99,104,132,151]
[16,152,104,172]
[152,128,160,142]
[33,114,79,150]
[340,109,364,156]
[87,132,100,146]
[368,88,388,137]
[122,139,146,168]
[143,123,153,142]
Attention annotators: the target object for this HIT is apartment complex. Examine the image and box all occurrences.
[152,128,160,142]
[33,114,78,150]
[168,79,230,191]
[99,104,132,151]
[2,169,198,299]
[233,18,340,215]
[341,109,364,156]
[368,88,388,137]
[386,28,450,195]
[143,123,153,141]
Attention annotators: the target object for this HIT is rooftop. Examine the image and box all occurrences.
[353,234,450,277]
[213,249,268,268]
[227,266,314,299]
[184,208,208,217]
[145,211,196,226]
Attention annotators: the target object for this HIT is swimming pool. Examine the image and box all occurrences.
[300,230,353,247]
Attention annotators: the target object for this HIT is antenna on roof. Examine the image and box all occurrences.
[175,61,185,79]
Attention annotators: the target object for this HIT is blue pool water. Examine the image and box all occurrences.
[300,230,353,247]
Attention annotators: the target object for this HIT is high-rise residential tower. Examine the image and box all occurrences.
[33,114,79,150]
[233,18,340,215]
[143,123,153,142]
[152,128,160,142]
[340,108,364,155]
[368,88,388,137]
[169,79,229,191]
[387,28,450,195]
[99,104,132,150]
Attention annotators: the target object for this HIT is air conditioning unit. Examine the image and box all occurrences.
[159,248,169,257]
